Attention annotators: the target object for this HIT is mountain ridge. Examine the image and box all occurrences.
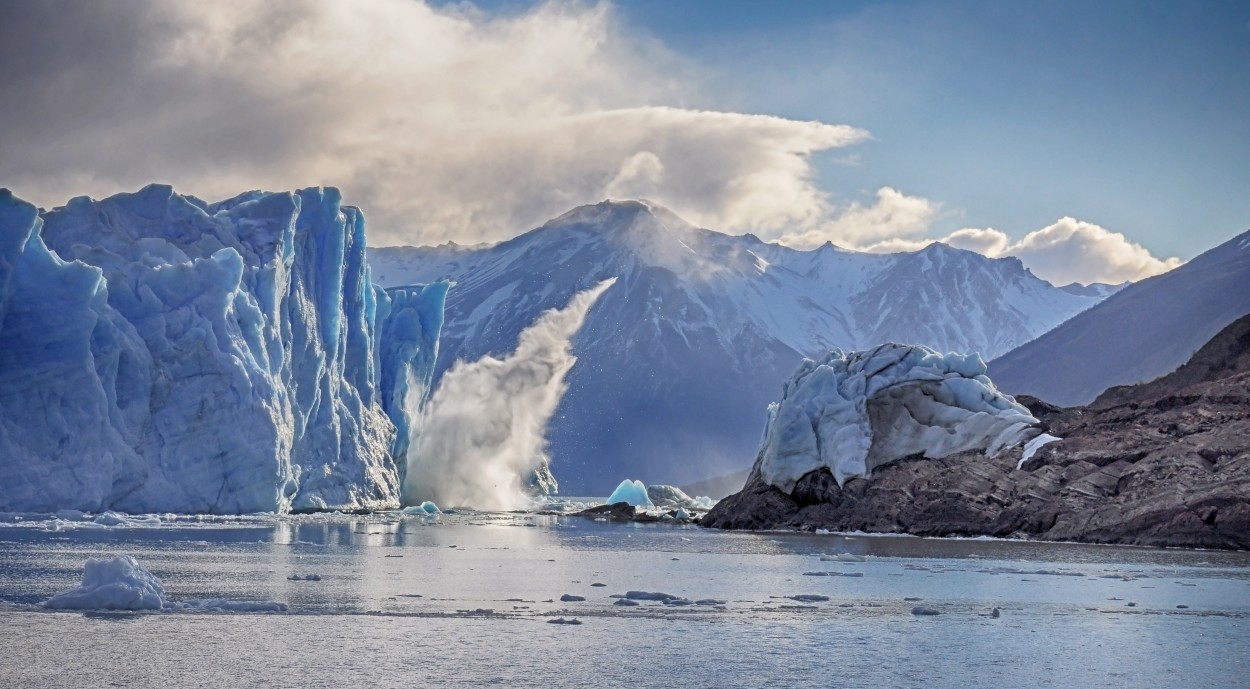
[371,199,1110,493]
[989,227,1250,406]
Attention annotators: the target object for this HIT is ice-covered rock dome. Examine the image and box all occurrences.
[757,343,1043,491]
[0,185,445,514]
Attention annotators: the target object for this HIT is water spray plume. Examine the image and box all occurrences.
[403,278,617,510]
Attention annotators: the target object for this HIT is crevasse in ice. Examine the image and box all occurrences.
[0,186,445,514]
[757,343,1043,491]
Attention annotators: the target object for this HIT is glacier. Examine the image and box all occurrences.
[757,343,1044,491]
[0,185,445,514]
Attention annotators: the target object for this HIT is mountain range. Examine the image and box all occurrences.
[989,228,1250,406]
[371,200,1110,493]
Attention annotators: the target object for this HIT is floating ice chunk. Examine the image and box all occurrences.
[607,480,655,510]
[675,507,690,520]
[559,594,585,602]
[911,606,941,616]
[287,574,322,581]
[402,501,441,515]
[819,553,866,562]
[44,555,165,611]
[173,599,288,612]
[623,590,680,601]
[787,594,830,602]
[613,599,640,607]
[44,554,287,612]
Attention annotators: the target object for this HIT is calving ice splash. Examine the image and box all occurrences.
[402,279,616,511]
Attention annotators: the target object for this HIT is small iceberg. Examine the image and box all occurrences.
[44,555,165,611]
[607,480,655,510]
[44,554,287,612]
[402,501,442,515]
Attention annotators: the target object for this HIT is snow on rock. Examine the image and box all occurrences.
[607,480,655,509]
[1018,433,1061,469]
[0,186,445,514]
[758,343,1043,491]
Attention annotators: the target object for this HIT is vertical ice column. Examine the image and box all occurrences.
[376,281,448,483]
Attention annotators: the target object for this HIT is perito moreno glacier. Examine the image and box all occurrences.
[0,185,446,514]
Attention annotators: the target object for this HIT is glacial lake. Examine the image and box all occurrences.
[1,511,1248,689]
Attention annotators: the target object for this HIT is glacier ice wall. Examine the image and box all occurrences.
[757,343,1042,491]
[0,185,445,514]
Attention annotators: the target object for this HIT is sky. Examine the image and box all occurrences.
[0,0,1246,285]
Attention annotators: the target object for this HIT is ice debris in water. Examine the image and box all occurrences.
[402,501,442,515]
[607,480,655,509]
[43,555,288,612]
[758,343,1044,490]
[623,591,681,601]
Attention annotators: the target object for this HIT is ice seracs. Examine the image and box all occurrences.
[758,343,1045,491]
[0,186,445,514]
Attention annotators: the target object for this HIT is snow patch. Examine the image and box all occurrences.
[1018,433,1062,469]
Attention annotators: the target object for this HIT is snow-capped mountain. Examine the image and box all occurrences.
[371,200,1107,493]
[989,228,1250,407]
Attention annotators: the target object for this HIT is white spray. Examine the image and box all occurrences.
[402,279,616,510]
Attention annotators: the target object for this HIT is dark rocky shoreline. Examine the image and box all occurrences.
[703,315,1250,550]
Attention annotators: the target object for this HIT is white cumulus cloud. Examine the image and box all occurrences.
[775,186,940,249]
[857,219,1182,285]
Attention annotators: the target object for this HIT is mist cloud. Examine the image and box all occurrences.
[0,0,864,245]
[403,279,615,510]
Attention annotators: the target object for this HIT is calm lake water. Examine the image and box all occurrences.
[1,511,1248,688]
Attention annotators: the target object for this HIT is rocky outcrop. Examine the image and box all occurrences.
[704,315,1250,549]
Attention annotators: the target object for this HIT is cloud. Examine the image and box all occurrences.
[403,279,615,510]
[1003,217,1184,285]
[858,219,1182,285]
[0,0,866,245]
[776,186,940,249]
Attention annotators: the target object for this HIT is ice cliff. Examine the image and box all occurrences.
[757,343,1043,491]
[0,185,445,514]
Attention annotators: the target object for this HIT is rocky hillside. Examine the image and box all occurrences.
[989,228,1250,407]
[703,315,1250,549]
